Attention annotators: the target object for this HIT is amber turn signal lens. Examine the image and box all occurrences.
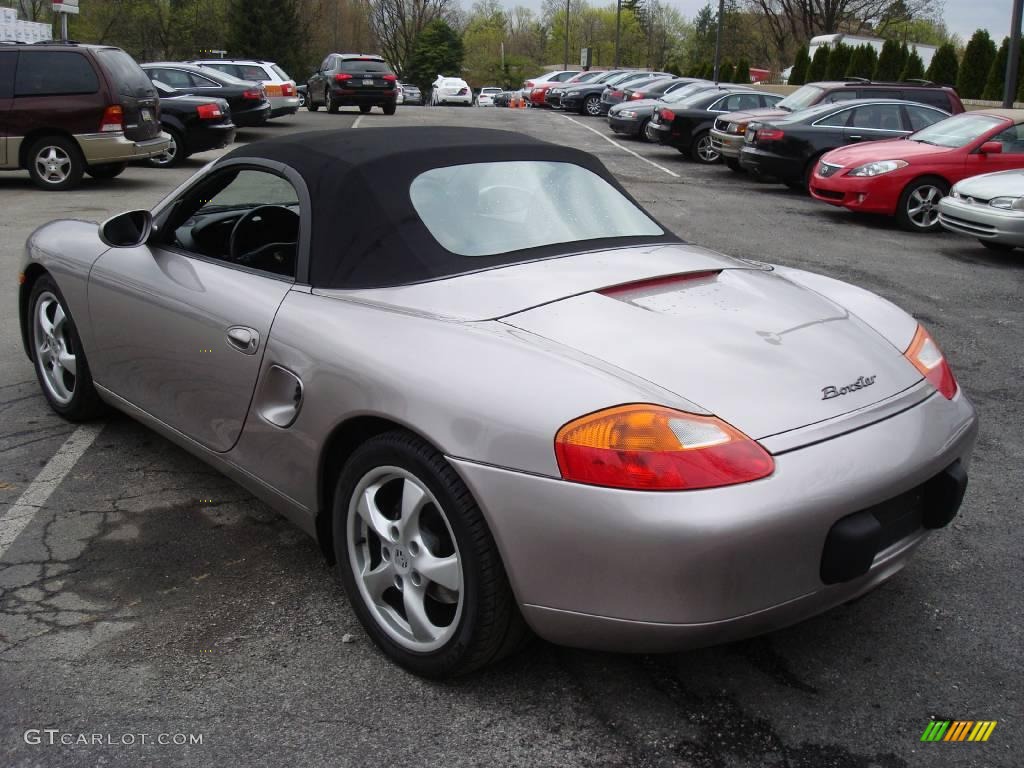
[554,404,774,491]
[904,325,958,400]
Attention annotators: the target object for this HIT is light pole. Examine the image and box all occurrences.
[1005,0,1023,107]
[614,0,622,68]
[563,0,571,70]
[712,0,724,82]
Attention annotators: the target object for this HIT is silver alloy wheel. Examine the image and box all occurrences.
[696,135,719,163]
[326,89,332,111]
[33,291,77,405]
[152,132,178,166]
[906,184,943,229]
[585,97,601,116]
[348,466,464,652]
[298,91,306,107]
[34,145,72,185]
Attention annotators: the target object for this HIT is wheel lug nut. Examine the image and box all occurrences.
[408,541,420,556]
[393,574,403,590]
[410,571,421,587]
[389,525,400,541]
[381,546,390,561]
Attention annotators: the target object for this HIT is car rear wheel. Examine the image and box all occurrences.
[333,431,528,678]
[85,163,126,179]
[897,178,948,232]
[583,95,601,116]
[359,105,372,114]
[306,91,318,111]
[326,89,339,114]
[979,240,1015,252]
[26,136,84,191]
[383,101,396,115]
[690,131,720,164]
[725,157,742,172]
[148,126,185,168]
[28,275,104,421]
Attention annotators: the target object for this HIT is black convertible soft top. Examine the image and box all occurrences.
[223,127,679,289]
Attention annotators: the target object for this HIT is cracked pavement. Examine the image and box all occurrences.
[0,108,1021,767]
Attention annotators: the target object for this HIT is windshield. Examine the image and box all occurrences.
[410,161,663,257]
[909,113,1006,147]
[776,85,824,112]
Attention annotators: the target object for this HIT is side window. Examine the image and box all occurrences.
[725,93,760,111]
[904,105,946,131]
[761,94,783,107]
[850,104,904,131]
[238,64,268,81]
[823,89,858,103]
[152,68,191,88]
[204,63,238,78]
[189,72,220,87]
[910,90,952,109]
[168,169,301,278]
[709,95,731,111]
[15,52,99,97]
[319,58,331,72]
[990,125,1024,154]
[816,108,853,127]
[866,89,901,99]
[0,51,15,99]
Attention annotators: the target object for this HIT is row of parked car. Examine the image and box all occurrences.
[524,68,1024,251]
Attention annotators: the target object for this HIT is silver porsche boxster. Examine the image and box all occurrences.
[18,127,977,677]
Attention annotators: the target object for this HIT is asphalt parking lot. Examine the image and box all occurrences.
[1,105,1021,768]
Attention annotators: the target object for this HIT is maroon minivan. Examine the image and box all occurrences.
[0,42,170,190]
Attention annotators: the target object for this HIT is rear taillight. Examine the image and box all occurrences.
[334,73,353,82]
[525,80,534,88]
[905,325,958,399]
[611,89,622,98]
[196,103,223,119]
[281,82,295,96]
[383,74,397,82]
[242,88,263,100]
[555,404,774,491]
[630,92,643,100]
[659,108,675,122]
[757,127,785,142]
[99,105,123,132]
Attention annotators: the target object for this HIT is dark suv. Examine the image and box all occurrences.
[0,42,169,190]
[710,79,965,170]
[306,54,398,115]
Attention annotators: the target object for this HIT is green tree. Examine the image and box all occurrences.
[846,44,878,79]
[926,42,959,86]
[733,57,750,83]
[405,19,464,95]
[900,47,926,81]
[717,60,734,82]
[873,39,903,81]
[227,0,303,75]
[825,42,852,81]
[806,44,829,82]
[957,29,997,99]
[789,44,809,85]
[982,37,1010,101]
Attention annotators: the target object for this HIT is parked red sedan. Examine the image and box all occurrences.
[809,109,1024,232]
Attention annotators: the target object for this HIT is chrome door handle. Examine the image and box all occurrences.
[848,135,863,141]
[226,326,259,355]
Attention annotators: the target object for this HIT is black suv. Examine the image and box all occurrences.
[306,54,398,115]
[0,42,168,190]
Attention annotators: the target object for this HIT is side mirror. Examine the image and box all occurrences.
[99,210,153,248]
[980,141,1003,155]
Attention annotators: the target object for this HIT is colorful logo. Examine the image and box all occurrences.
[920,720,997,742]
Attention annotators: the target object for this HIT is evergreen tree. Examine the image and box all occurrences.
[405,20,465,95]
[900,47,926,81]
[896,43,911,79]
[982,37,1010,101]
[846,44,878,79]
[874,39,903,80]
[957,29,997,99]
[926,43,960,85]
[733,58,750,83]
[717,61,734,83]
[789,45,810,85]
[825,43,853,81]
[226,0,303,76]
[807,45,829,82]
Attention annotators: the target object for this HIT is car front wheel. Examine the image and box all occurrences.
[897,178,948,232]
[583,95,602,116]
[333,431,528,678]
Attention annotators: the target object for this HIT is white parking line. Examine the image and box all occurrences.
[352,115,363,129]
[562,115,680,179]
[0,424,102,559]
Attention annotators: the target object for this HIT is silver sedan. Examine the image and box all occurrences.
[939,169,1024,252]
[17,127,978,677]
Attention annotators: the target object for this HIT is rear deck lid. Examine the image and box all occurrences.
[95,48,161,141]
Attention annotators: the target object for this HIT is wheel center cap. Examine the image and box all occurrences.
[393,548,409,571]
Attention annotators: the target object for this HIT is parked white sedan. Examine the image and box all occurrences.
[431,77,472,106]
[939,169,1024,252]
[476,87,502,106]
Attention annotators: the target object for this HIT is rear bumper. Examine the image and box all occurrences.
[436,94,472,105]
[740,146,802,181]
[75,132,171,163]
[609,114,645,136]
[268,95,300,117]
[938,197,1024,245]
[710,129,745,158]
[331,89,398,107]
[451,389,977,652]
[184,123,236,154]
[233,103,272,126]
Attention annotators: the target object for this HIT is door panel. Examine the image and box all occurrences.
[0,51,14,166]
[87,248,291,451]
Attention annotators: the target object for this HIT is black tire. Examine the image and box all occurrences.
[359,104,372,114]
[85,162,126,179]
[306,91,318,111]
[979,240,1015,252]
[688,130,719,164]
[725,157,742,173]
[326,89,339,114]
[147,126,186,168]
[383,101,396,115]
[27,274,104,421]
[298,91,306,108]
[26,135,85,191]
[897,177,948,233]
[583,95,602,116]
[332,431,529,678]
[637,118,651,142]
